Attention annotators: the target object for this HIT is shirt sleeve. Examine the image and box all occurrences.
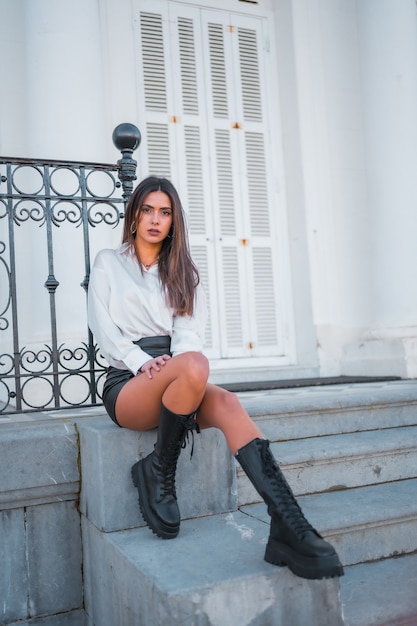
[87,251,151,374]
[170,282,207,356]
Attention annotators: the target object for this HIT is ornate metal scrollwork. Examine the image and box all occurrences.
[0,124,140,414]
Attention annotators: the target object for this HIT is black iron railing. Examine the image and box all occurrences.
[0,123,141,414]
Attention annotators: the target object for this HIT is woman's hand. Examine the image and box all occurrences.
[139,354,171,379]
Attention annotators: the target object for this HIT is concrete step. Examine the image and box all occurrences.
[79,381,417,626]
[341,553,417,625]
[83,479,417,626]
[82,511,344,626]
[241,478,417,567]
[78,417,237,533]
[239,380,417,440]
[238,425,417,504]
[78,382,417,532]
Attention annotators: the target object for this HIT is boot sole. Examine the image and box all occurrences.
[131,461,179,540]
[265,537,344,580]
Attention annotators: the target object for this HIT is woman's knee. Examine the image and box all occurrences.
[203,386,242,415]
[197,387,246,431]
[177,352,210,387]
[218,388,242,414]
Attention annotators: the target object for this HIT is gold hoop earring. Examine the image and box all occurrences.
[130,222,136,235]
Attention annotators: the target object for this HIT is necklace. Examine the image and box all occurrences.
[135,245,159,270]
[143,257,158,270]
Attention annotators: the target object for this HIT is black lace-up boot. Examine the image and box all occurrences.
[131,404,200,539]
[236,438,344,579]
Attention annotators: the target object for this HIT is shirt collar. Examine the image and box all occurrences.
[118,242,134,256]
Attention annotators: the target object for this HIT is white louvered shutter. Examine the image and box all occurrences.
[136,1,289,361]
[138,11,173,179]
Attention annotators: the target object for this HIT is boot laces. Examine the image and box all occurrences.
[260,441,314,538]
[158,412,200,497]
[181,412,201,458]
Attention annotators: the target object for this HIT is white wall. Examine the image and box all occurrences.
[358,0,417,333]
[1,0,416,381]
[0,0,119,162]
[24,0,108,161]
[0,0,27,156]
[289,0,372,375]
[341,0,417,377]
[273,0,319,371]
[289,0,417,377]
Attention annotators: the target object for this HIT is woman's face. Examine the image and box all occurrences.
[135,190,173,245]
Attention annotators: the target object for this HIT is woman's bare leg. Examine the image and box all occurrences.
[125,352,209,539]
[197,384,263,455]
[115,352,210,429]
[114,352,260,453]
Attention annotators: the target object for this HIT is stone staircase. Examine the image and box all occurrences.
[78,380,417,626]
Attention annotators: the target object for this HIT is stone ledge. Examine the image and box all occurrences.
[341,553,417,626]
[0,483,79,510]
[238,379,417,417]
[82,513,343,626]
[5,609,85,626]
[1,501,83,624]
[242,478,417,567]
[78,416,237,533]
[0,420,79,502]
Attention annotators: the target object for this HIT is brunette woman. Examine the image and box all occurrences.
[87,176,343,580]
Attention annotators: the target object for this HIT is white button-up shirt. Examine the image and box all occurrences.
[87,243,206,374]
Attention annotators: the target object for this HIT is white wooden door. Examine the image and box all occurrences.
[135,1,291,363]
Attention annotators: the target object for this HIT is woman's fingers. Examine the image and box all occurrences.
[141,354,172,379]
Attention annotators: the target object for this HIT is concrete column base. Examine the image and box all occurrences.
[342,336,417,378]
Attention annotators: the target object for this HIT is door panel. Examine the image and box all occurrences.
[136,1,290,361]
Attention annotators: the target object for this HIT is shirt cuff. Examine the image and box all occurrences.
[123,346,152,375]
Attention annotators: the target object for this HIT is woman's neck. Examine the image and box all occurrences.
[134,241,161,269]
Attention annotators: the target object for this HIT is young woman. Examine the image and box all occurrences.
[87,176,343,580]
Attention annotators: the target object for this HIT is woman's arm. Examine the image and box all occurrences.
[87,251,151,374]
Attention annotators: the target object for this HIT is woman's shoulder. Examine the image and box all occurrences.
[93,244,131,267]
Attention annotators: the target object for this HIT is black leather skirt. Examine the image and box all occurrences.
[102,336,172,426]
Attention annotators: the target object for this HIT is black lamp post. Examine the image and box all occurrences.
[112,123,141,201]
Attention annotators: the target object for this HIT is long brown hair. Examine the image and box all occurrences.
[122,176,200,316]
